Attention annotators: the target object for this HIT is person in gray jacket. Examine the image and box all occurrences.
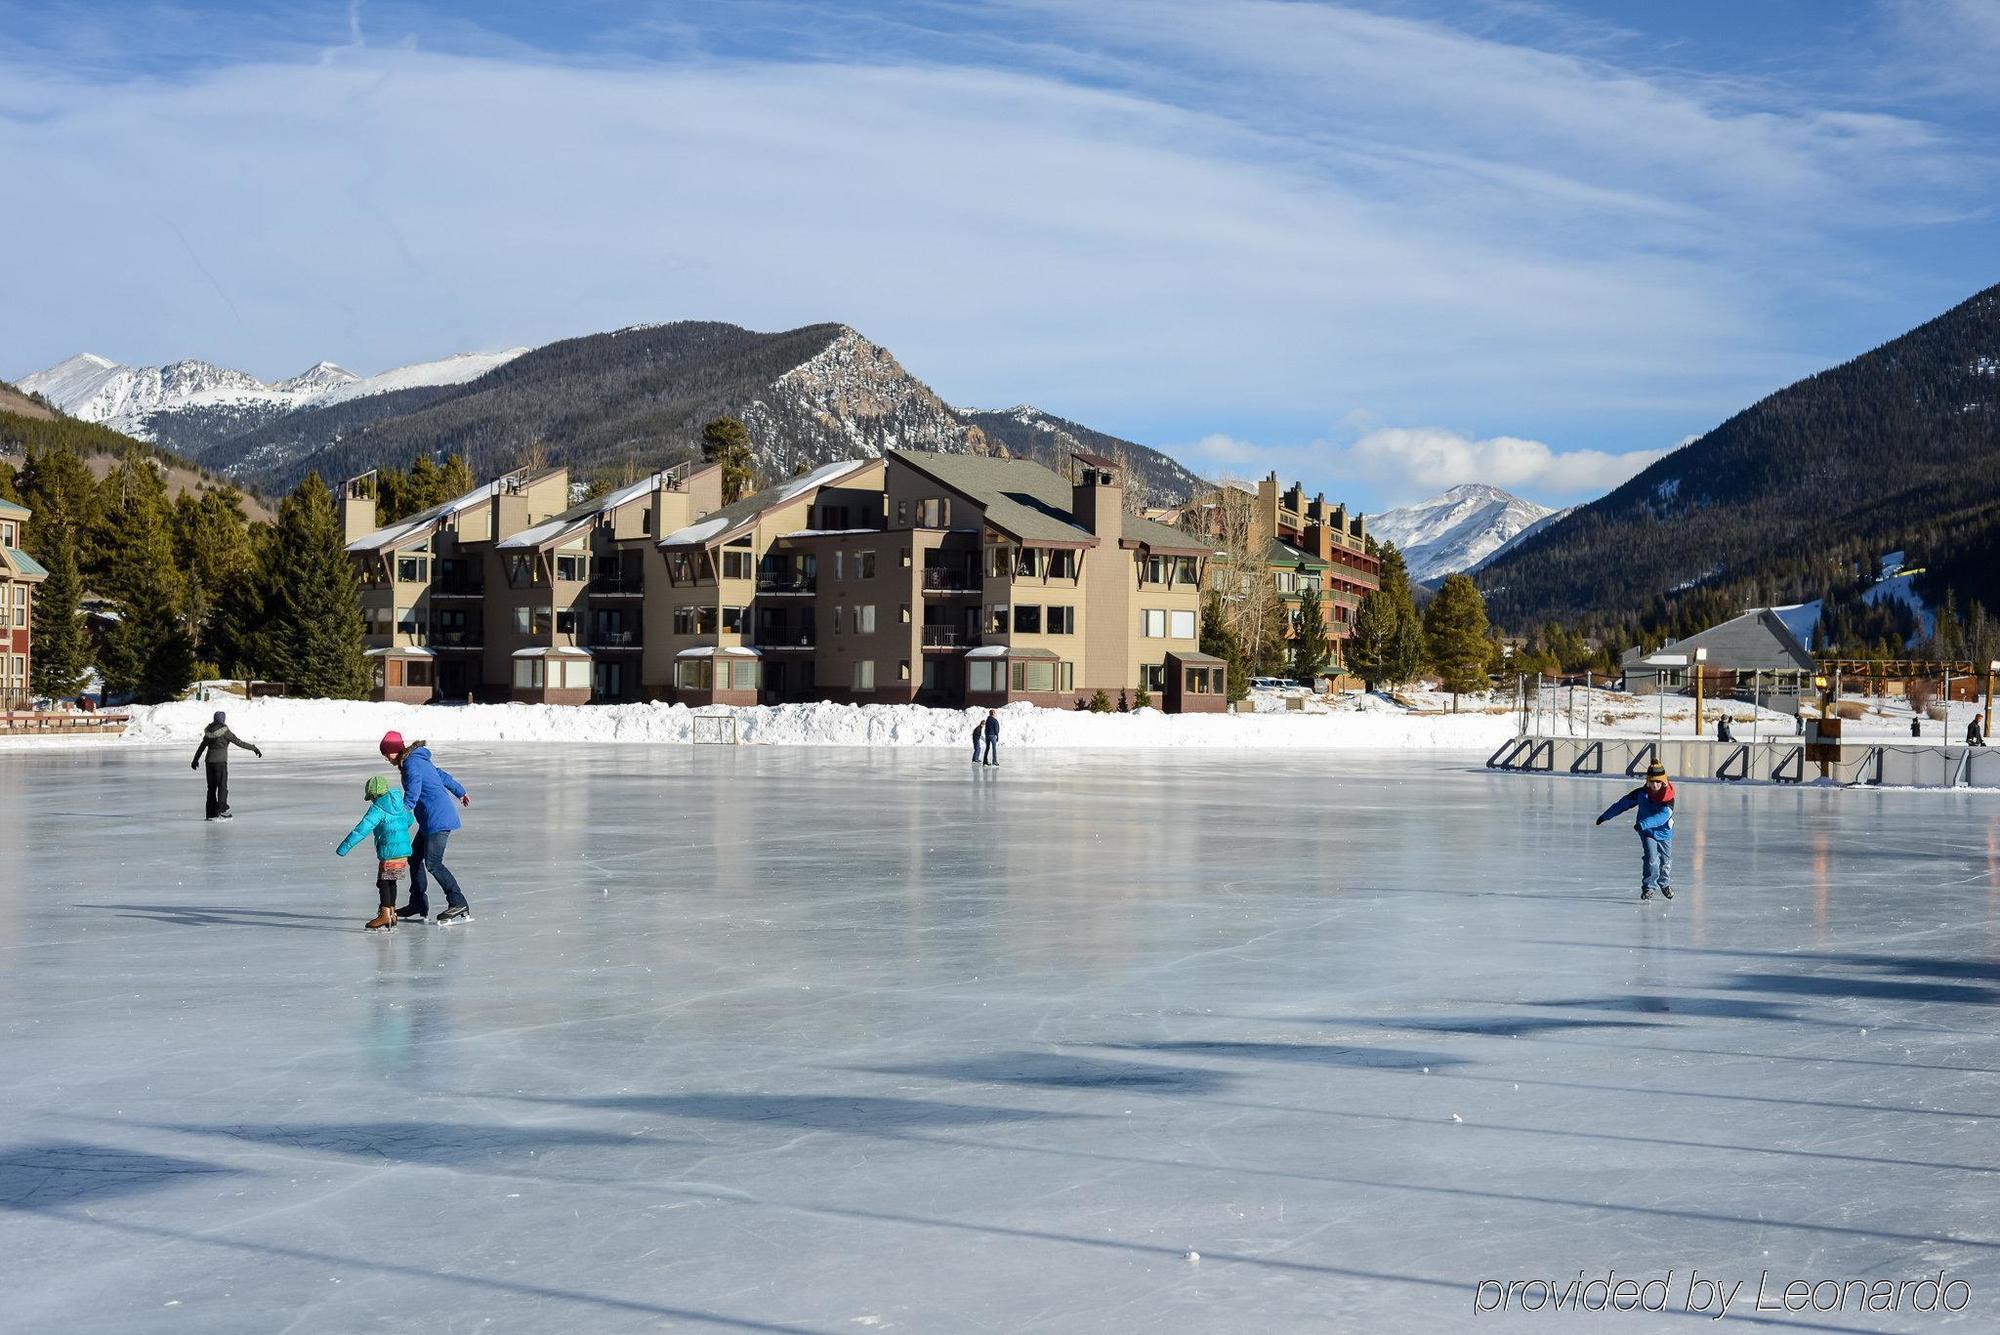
[190,710,263,820]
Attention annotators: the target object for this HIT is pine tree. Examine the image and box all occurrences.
[1200,591,1249,702]
[259,474,370,699]
[1423,573,1492,710]
[93,450,194,703]
[28,523,89,699]
[701,417,755,504]
[375,464,412,523]
[172,488,256,676]
[1346,589,1397,690]
[406,455,447,513]
[438,454,475,498]
[1289,584,1330,683]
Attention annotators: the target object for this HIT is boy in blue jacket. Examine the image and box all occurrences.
[1596,760,1675,901]
[379,731,474,923]
[337,775,417,930]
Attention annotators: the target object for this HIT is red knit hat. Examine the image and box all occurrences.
[379,731,405,760]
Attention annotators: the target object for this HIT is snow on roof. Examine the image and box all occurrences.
[511,645,593,658]
[965,645,1009,658]
[658,514,733,548]
[497,472,667,551]
[675,645,761,658]
[346,475,526,553]
[366,646,435,657]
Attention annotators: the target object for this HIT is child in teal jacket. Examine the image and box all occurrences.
[337,775,417,930]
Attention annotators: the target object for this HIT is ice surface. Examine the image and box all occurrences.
[4,746,1998,1333]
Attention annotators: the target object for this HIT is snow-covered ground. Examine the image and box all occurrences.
[4,746,1997,1332]
[83,692,1522,752]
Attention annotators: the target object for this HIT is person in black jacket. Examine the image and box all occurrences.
[1970,713,1987,747]
[190,710,262,820]
[981,709,1000,767]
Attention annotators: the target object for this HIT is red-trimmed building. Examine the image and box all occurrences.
[1,497,46,707]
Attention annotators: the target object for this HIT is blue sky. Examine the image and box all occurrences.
[2,0,1996,511]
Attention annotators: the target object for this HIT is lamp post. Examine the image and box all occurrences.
[1694,647,1708,736]
[1988,659,1998,744]
[1643,652,1690,739]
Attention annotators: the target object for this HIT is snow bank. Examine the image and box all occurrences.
[116,696,1516,751]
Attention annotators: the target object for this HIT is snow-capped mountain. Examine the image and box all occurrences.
[17,347,530,448]
[1367,484,1556,582]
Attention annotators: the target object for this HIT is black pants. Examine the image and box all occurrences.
[204,767,229,819]
[376,876,400,910]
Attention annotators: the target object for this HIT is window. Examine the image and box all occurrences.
[1016,548,1040,578]
[1143,663,1167,691]
[986,543,1011,579]
[1170,609,1197,639]
[674,606,697,635]
[821,504,851,529]
[0,521,13,545]
[555,554,588,582]
[722,551,753,580]
[1176,556,1199,584]
[1187,667,1218,694]
[1049,550,1077,579]
[833,605,843,634]
[988,604,1009,633]
[900,604,911,624]
[860,551,877,579]
[722,606,746,633]
[1011,660,1056,692]
[726,658,760,691]
[900,548,911,568]
[675,658,712,691]
[1013,605,1041,634]
[11,585,26,629]
[1058,662,1074,691]
[897,499,910,525]
[513,607,532,635]
[899,660,911,681]
[834,551,845,582]
[513,658,543,689]
[1141,609,1167,637]
[396,554,429,584]
[852,659,875,690]
[918,497,951,527]
[556,610,577,635]
[1147,555,1170,584]
[969,659,999,693]
[1046,606,1075,635]
[668,553,697,584]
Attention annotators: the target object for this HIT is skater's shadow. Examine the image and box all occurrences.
[851,1053,1236,1094]
[68,903,351,932]
[500,1091,1090,1132]
[0,1140,237,1212]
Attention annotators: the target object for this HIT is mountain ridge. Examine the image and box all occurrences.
[1367,483,1555,582]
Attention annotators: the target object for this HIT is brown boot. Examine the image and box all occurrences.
[365,907,396,930]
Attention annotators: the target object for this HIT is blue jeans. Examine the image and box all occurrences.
[1639,833,1671,891]
[983,736,998,765]
[408,830,469,913]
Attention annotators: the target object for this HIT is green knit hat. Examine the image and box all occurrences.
[364,774,394,799]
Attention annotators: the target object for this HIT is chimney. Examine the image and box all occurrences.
[1071,458,1123,542]
[340,472,378,544]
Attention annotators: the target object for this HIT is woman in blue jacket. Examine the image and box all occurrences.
[1596,760,1674,901]
[379,730,474,923]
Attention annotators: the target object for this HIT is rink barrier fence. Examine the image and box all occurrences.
[1489,735,2000,789]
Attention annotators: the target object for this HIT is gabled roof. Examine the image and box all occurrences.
[891,451,1214,556]
[1621,608,1816,673]
[0,497,28,516]
[3,546,47,580]
[658,458,875,550]
[497,465,707,551]
[1267,537,1328,570]
[345,468,565,554]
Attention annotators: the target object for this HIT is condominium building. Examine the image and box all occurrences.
[0,498,44,707]
[776,451,1222,709]
[1251,475,1380,664]
[338,448,1225,711]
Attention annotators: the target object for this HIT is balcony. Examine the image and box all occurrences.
[758,630,818,649]
[431,630,484,650]
[922,626,975,649]
[589,574,644,597]
[756,574,818,595]
[592,629,643,650]
[921,568,980,593]
[432,579,485,598]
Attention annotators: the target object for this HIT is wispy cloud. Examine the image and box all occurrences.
[0,1,1990,510]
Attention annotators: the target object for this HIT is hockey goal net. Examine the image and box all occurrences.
[691,711,740,745]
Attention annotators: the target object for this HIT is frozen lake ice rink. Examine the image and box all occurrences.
[3,744,1998,1334]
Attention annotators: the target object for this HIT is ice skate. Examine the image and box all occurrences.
[1640,888,1652,901]
[436,905,472,924]
[395,904,429,923]
[1659,885,1673,899]
[365,908,396,931]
